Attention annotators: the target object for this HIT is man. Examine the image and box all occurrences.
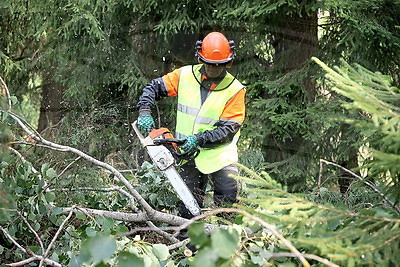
[136,32,246,219]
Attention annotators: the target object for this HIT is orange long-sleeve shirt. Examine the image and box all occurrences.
[162,67,246,124]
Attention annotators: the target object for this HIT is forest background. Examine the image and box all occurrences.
[0,0,399,266]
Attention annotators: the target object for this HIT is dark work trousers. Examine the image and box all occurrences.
[178,160,238,219]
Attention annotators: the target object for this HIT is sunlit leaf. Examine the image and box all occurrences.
[85,235,117,263]
[192,247,218,267]
[211,228,240,259]
[188,222,208,246]
[117,252,144,267]
[152,244,169,261]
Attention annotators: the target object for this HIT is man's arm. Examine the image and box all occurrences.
[195,89,246,148]
[136,77,168,111]
[136,69,181,111]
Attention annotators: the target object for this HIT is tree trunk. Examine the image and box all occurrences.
[37,70,66,133]
[263,10,318,188]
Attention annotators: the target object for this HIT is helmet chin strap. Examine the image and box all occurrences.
[191,65,236,92]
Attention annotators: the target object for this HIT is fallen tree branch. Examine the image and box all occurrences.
[52,188,178,242]
[5,109,155,216]
[319,159,400,214]
[1,79,199,240]
[171,208,310,267]
[60,206,189,226]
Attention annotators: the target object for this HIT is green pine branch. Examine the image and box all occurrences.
[235,163,400,265]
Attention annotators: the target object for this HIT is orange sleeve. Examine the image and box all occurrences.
[220,89,246,123]
[162,68,181,97]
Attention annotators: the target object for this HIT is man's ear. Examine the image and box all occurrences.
[226,61,233,68]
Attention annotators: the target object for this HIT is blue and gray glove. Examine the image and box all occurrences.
[137,109,155,134]
[179,135,198,152]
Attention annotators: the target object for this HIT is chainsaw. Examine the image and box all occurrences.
[132,121,201,216]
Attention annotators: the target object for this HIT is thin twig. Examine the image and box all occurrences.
[39,207,75,267]
[9,141,69,151]
[49,187,139,212]
[15,208,45,255]
[267,252,339,267]
[320,159,400,214]
[7,147,39,173]
[7,256,39,266]
[58,156,81,178]
[0,76,12,108]
[317,158,323,192]
[0,226,61,267]
[146,221,180,243]
[167,239,190,250]
[0,226,27,253]
[118,169,139,173]
[42,156,81,192]
[39,117,65,135]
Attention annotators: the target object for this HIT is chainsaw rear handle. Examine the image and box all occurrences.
[153,138,200,160]
[153,138,184,145]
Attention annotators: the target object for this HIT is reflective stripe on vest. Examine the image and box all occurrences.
[176,64,243,174]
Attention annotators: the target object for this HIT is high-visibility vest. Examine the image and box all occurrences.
[175,64,243,174]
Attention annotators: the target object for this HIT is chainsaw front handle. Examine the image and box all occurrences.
[132,120,153,146]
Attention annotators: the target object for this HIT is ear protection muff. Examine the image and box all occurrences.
[228,40,236,61]
[194,40,203,59]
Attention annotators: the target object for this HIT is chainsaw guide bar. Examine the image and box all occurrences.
[132,121,201,216]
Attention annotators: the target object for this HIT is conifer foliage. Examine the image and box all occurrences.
[1,0,400,266]
[313,57,400,203]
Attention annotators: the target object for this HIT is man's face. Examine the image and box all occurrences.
[204,64,225,79]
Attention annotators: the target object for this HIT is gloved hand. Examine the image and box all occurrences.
[179,135,198,152]
[137,114,155,134]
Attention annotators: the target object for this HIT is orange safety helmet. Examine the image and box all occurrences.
[195,32,236,65]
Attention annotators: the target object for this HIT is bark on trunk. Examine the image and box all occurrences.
[37,70,65,133]
[263,10,318,186]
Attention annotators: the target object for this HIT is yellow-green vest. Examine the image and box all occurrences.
[176,64,243,174]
